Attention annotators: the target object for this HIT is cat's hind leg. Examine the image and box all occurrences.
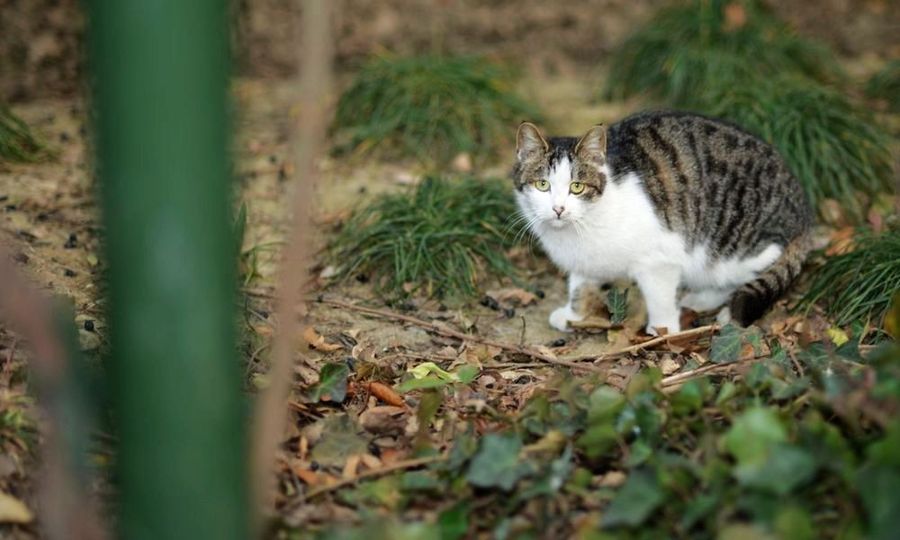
[679,288,734,312]
[549,273,597,332]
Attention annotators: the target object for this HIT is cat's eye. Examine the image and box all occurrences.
[570,182,586,194]
[533,179,550,192]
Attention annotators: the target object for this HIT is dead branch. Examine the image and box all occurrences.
[250,0,334,531]
[302,454,447,500]
[318,298,608,374]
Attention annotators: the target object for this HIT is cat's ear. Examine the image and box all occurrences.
[516,122,548,161]
[575,125,607,165]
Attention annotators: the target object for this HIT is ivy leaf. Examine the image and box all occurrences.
[606,287,629,325]
[437,502,469,540]
[308,362,350,402]
[725,407,786,464]
[602,468,664,528]
[466,433,533,491]
[710,324,743,364]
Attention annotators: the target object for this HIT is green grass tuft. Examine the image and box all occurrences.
[603,0,839,105]
[706,75,894,215]
[0,104,50,163]
[328,176,521,300]
[603,0,893,218]
[801,229,900,326]
[867,60,900,112]
[331,55,540,165]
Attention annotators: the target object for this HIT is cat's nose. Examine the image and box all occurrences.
[553,205,565,218]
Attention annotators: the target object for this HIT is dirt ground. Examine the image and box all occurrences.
[1,48,898,536]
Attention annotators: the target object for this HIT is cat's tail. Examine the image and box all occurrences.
[728,233,812,326]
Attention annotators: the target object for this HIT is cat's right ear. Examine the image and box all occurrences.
[516,122,548,161]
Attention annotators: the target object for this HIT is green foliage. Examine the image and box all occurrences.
[0,104,50,163]
[867,60,900,112]
[312,337,900,538]
[801,229,900,326]
[327,176,520,300]
[706,75,893,215]
[331,55,540,164]
[603,0,838,105]
[605,287,629,325]
[603,0,893,217]
[308,363,351,403]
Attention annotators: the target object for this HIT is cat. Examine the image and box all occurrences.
[512,111,813,335]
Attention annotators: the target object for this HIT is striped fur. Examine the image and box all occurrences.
[513,111,813,330]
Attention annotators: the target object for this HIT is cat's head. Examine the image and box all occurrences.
[512,122,608,229]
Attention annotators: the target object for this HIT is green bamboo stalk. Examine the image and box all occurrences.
[85,1,246,538]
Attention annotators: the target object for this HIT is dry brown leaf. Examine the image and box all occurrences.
[359,406,408,435]
[723,2,747,31]
[360,453,383,470]
[303,326,342,352]
[826,227,856,257]
[486,287,538,307]
[660,357,680,375]
[293,466,320,486]
[0,491,33,524]
[343,454,361,479]
[366,382,406,407]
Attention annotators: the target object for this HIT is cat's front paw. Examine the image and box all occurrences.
[549,306,582,332]
[645,320,681,336]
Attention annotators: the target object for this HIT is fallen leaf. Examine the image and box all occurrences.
[366,382,406,407]
[485,288,538,307]
[307,363,350,403]
[293,466,320,486]
[723,2,747,31]
[659,357,680,375]
[310,414,368,468]
[303,326,343,352]
[359,406,408,435]
[0,491,33,524]
[826,327,850,347]
[343,454,361,479]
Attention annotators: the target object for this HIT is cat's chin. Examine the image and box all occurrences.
[544,218,570,229]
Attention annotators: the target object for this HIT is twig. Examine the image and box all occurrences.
[317,298,607,374]
[660,355,763,390]
[303,454,447,500]
[564,324,720,362]
[318,297,719,371]
[250,0,333,531]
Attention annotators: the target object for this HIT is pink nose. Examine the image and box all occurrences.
[553,205,565,218]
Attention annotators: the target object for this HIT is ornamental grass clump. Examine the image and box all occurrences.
[0,105,49,163]
[706,75,894,215]
[603,0,838,106]
[603,0,893,218]
[867,60,900,112]
[331,55,540,165]
[328,176,520,299]
[801,229,900,327]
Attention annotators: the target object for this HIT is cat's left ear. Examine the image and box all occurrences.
[575,125,607,166]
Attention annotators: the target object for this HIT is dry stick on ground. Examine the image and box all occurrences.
[318,298,607,373]
[318,298,719,371]
[0,245,106,540]
[303,454,447,500]
[249,0,334,530]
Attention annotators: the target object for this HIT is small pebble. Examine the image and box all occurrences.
[551,338,566,347]
[480,295,500,311]
[83,320,95,332]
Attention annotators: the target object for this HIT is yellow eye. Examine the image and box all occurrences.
[533,180,550,192]
[570,182,586,194]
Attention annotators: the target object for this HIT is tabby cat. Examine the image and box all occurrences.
[512,111,813,335]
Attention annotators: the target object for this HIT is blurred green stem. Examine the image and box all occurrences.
[86,1,246,538]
